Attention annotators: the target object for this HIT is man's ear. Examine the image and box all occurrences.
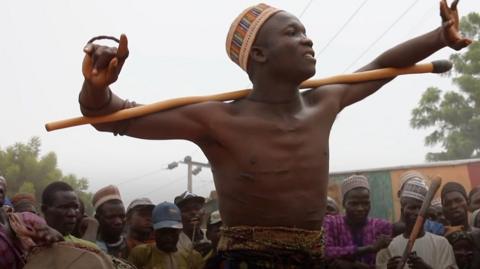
[250,46,267,64]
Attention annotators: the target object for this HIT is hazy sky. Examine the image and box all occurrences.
[1,0,478,205]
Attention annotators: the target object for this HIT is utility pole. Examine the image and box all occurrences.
[168,156,211,192]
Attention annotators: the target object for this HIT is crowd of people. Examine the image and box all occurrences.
[1,171,480,268]
[1,0,474,267]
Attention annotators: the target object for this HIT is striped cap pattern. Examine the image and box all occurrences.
[401,178,428,202]
[399,170,427,191]
[92,185,122,210]
[341,175,370,199]
[226,3,281,71]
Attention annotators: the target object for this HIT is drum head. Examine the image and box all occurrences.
[25,242,115,269]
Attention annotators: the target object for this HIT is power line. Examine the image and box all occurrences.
[317,0,370,57]
[343,0,421,73]
[117,166,169,186]
[141,175,186,197]
[299,0,315,18]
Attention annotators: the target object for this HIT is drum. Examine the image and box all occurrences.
[24,242,136,269]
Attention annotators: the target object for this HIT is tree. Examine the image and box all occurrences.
[0,137,94,215]
[411,12,480,161]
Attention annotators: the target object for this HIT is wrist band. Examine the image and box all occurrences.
[78,88,113,111]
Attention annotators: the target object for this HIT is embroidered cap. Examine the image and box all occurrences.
[340,175,370,200]
[92,185,122,210]
[226,3,281,71]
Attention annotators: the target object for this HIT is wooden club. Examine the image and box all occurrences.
[45,60,452,132]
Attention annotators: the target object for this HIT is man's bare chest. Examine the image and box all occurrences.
[207,111,332,170]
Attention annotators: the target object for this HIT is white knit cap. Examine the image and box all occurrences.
[341,175,370,199]
[401,178,428,201]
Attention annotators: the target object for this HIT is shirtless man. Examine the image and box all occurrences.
[79,1,470,267]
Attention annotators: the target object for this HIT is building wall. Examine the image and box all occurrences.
[329,160,480,222]
[329,171,394,221]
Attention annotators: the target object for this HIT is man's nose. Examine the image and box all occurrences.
[113,217,124,225]
[66,208,78,216]
[301,35,313,47]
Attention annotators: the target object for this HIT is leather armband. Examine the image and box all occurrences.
[78,89,113,111]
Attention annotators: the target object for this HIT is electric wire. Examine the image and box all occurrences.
[299,0,315,18]
[316,0,370,57]
[343,0,421,72]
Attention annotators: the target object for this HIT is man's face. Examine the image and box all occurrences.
[128,206,153,236]
[253,11,316,82]
[469,191,480,212]
[155,228,180,253]
[0,183,5,207]
[443,192,468,225]
[401,197,423,228]
[427,205,449,226]
[43,190,80,236]
[344,188,370,225]
[96,200,126,239]
[179,200,204,231]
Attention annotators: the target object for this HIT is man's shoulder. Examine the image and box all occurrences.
[323,214,345,225]
[368,217,392,230]
[130,243,155,257]
[424,232,452,247]
[64,234,101,251]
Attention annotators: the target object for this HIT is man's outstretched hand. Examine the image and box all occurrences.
[439,0,472,50]
[82,34,129,90]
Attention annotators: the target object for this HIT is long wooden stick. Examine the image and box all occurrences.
[45,60,451,132]
[396,176,443,269]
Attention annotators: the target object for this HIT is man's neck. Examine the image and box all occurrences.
[249,78,302,106]
[403,225,425,239]
[127,229,150,242]
[99,232,122,244]
[183,228,203,242]
[450,218,469,229]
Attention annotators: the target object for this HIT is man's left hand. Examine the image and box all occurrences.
[31,222,64,245]
[407,254,433,269]
[439,0,472,50]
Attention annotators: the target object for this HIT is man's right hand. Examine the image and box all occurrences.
[372,234,392,252]
[82,34,129,91]
[387,256,402,269]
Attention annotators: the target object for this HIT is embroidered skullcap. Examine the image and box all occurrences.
[226,3,281,71]
[341,175,370,199]
[441,182,467,202]
[11,193,36,205]
[399,170,427,192]
[92,185,122,210]
[400,177,428,202]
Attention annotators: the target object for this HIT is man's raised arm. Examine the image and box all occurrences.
[320,0,471,111]
[79,34,211,142]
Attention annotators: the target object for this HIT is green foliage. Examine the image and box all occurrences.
[411,13,480,161]
[0,137,93,215]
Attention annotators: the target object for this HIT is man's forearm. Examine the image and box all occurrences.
[79,81,126,117]
[374,27,446,68]
[79,81,136,134]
